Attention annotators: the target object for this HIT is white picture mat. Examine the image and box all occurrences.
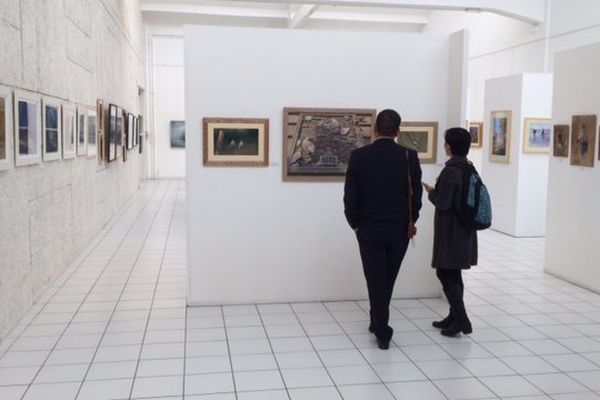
[13,90,42,167]
[42,97,63,162]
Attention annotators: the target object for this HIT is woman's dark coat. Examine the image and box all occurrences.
[428,156,478,270]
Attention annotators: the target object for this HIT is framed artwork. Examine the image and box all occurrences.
[135,117,139,147]
[97,99,105,163]
[468,121,483,148]
[132,116,138,147]
[523,118,551,154]
[116,109,123,159]
[76,107,87,156]
[126,113,134,150]
[87,109,97,158]
[489,110,512,164]
[571,114,596,167]
[0,86,13,171]
[397,121,438,164]
[41,97,62,162]
[138,115,143,154]
[553,124,569,158]
[283,108,375,181]
[107,104,118,162]
[62,104,76,159]
[13,90,42,167]
[204,117,269,167]
[170,120,185,148]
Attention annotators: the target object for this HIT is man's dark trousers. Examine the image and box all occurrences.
[358,230,409,342]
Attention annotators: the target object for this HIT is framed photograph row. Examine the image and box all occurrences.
[0,86,95,171]
[201,108,440,182]
[104,102,141,164]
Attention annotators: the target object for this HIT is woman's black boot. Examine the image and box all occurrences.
[441,285,472,337]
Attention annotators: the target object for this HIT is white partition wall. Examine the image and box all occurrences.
[185,26,468,305]
[545,43,600,291]
[481,73,553,237]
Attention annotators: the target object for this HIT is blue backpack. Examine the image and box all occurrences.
[452,162,492,230]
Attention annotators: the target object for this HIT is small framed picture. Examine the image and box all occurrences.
[76,107,87,156]
[97,99,105,163]
[42,97,62,162]
[87,109,97,158]
[571,114,597,167]
[203,117,269,167]
[468,121,483,148]
[489,110,512,164]
[0,86,13,171]
[397,121,438,164]
[14,90,42,167]
[552,124,569,158]
[523,118,551,154]
[62,104,77,159]
[107,104,118,162]
[170,120,185,148]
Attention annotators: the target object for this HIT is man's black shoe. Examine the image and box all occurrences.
[377,338,389,350]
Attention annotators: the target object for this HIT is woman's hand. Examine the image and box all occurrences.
[422,182,434,193]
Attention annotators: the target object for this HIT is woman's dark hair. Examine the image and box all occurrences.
[376,109,401,137]
[445,127,471,157]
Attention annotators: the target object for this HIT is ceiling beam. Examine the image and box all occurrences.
[288,4,319,28]
[140,2,289,19]
[220,0,546,24]
[311,10,428,25]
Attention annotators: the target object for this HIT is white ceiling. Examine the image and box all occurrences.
[141,0,545,31]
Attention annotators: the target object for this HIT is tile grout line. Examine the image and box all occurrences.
[127,181,179,398]
[68,182,172,400]
[254,304,292,399]
[15,184,163,400]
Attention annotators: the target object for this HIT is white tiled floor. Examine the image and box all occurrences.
[2,181,600,399]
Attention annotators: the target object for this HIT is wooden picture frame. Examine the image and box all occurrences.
[0,86,13,171]
[552,125,569,158]
[570,114,596,167]
[397,121,438,164]
[87,109,97,159]
[13,90,42,167]
[283,107,375,182]
[203,117,269,167]
[489,110,512,164]
[468,121,483,148]
[41,97,62,162]
[523,118,551,154]
[76,106,87,156]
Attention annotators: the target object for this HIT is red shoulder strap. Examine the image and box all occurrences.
[406,149,414,224]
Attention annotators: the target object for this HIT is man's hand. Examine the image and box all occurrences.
[422,182,434,193]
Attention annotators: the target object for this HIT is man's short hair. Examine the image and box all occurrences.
[376,109,401,137]
[445,127,471,156]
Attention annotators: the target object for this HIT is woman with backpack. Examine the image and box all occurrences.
[422,127,480,337]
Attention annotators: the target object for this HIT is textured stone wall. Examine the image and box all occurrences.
[0,0,145,341]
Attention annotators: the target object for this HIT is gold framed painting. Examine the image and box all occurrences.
[553,124,569,158]
[283,107,375,182]
[203,118,269,167]
[489,110,512,164]
[396,121,438,164]
[570,114,596,167]
[468,121,483,148]
[523,118,551,154]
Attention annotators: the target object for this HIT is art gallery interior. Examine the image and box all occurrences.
[0,0,600,399]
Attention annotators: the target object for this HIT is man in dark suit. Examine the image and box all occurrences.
[344,109,423,350]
